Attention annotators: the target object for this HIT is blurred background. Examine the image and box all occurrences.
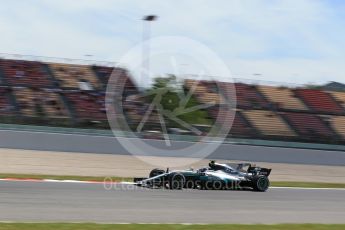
[0,0,344,146]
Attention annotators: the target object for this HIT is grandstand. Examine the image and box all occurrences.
[49,63,102,90]
[0,86,16,115]
[237,83,271,109]
[0,59,53,88]
[329,91,345,110]
[242,110,296,137]
[185,79,224,105]
[294,88,344,115]
[258,85,308,111]
[0,56,136,128]
[227,110,257,138]
[0,55,344,145]
[329,115,345,139]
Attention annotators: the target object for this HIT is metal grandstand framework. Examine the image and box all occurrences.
[0,52,116,67]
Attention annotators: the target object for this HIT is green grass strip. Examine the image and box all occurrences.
[270,181,345,188]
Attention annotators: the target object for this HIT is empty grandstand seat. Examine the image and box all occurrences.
[185,79,225,105]
[13,87,36,116]
[283,112,335,140]
[124,100,159,125]
[0,59,52,87]
[243,110,296,137]
[258,85,308,111]
[38,89,68,118]
[0,87,15,115]
[49,63,101,90]
[13,87,68,117]
[236,83,271,109]
[92,66,113,84]
[63,91,106,120]
[113,69,138,96]
[328,91,345,110]
[295,88,344,114]
[229,110,257,137]
[220,83,270,109]
[92,66,138,93]
[329,116,345,140]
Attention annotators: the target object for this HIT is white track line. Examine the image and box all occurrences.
[1,178,344,190]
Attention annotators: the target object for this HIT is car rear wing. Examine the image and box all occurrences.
[248,166,272,177]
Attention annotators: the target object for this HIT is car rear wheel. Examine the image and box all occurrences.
[252,175,270,192]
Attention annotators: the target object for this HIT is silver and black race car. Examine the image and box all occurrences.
[134,161,272,192]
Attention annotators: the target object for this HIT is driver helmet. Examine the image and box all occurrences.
[209,160,216,168]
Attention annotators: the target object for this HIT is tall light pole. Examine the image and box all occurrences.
[142,15,157,87]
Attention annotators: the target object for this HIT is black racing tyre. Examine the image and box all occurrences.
[252,175,270,192]
[168,173,185,190]
[198,181,207,190]
[149,168,165,178]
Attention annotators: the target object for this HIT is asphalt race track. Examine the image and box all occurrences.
[0,181,344,224]
[1,130,345,166]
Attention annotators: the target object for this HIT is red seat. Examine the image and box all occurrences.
[295,88,344,114]
[220,83,270,109]
[210,107,256,137]
[229,111,257,137]
[63,91,106,120]
[283,112,335,139]
[0,59,52,88]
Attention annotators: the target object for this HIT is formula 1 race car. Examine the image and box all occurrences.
[134,161,272,192]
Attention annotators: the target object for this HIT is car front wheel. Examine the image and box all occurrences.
[168,173,185,190]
